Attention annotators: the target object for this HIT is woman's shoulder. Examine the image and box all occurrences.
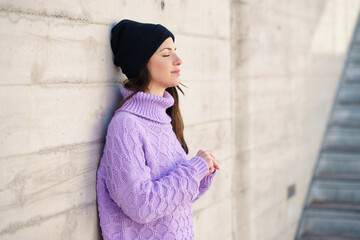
[112,110,138,122]
[108,110,145,133]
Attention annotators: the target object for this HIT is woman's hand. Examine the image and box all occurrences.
[195,150,220,177]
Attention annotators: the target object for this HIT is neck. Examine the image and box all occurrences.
[144,88,165,97]
[145,81,166,97]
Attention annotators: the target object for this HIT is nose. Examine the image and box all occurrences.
[173,53,182,66]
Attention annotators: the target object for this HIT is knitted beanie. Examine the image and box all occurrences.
[110,19,175,79]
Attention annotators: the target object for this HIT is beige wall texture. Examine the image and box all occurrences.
[0,0,358,240]
[231,0,360,240]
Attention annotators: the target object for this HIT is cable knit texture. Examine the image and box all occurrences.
[97,87,216,240]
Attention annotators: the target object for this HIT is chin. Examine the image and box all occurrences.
[173,78,181,86]
[166,81,180,88]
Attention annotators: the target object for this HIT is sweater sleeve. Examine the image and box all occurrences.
[103,115,209,224]
[192,169,217,202]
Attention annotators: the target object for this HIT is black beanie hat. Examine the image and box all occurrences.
[110,19,175,79]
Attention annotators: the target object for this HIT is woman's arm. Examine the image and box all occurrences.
[192,169,217,202]
[103,115,209,224]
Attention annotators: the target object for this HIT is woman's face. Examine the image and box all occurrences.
[146,37,182,96]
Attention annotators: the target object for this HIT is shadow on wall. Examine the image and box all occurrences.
[95,82,123,240]
[91,22,125,240]
[100,21,126,139]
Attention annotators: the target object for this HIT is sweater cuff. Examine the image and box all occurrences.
[201,169,217,187]
[188,156,209,180]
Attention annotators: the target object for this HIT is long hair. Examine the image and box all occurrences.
[115,66,189,154]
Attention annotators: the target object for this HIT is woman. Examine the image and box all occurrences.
[97,19,220,240]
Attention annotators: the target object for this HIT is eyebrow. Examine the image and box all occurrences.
[160,47,177,52]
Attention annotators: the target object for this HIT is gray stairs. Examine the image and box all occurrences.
[295,15,360,240]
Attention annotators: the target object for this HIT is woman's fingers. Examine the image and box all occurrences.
[196,150,220,174]
[208,152,220,170]
[213,159,220,170]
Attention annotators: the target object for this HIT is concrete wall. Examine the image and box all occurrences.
[0,0,232,239]
[0,0,359,240]
[231,1,360,239]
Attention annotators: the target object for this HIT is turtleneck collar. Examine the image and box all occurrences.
[117,87,175,124]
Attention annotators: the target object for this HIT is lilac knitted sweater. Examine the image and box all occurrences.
[96,87,216,240]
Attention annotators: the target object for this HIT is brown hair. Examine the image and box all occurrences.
[114,66,189,154]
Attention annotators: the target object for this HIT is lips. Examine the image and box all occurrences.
[171,69,180,74]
